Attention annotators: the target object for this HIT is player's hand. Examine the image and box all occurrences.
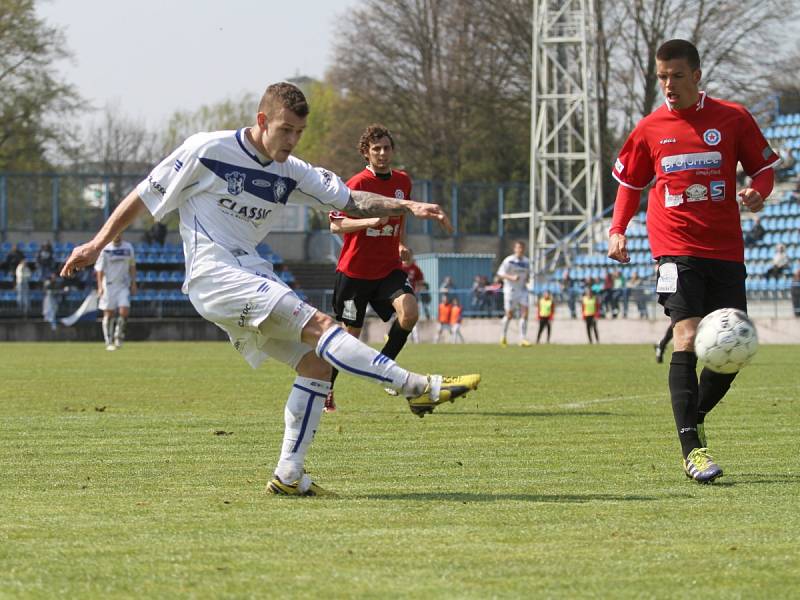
[738,188,764,213]
[607,233,630,263]
[373,216,389,227]
[406,201,453,234]
[399,244,411,262]
[61,242,101,277]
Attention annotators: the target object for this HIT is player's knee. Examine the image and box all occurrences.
[397,303,418,330]
[300,311,337,346]
[672,318,700,352]
[295,351,332,380]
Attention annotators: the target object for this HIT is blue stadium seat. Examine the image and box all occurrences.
[169,271,183,283]
[158,271,170,282]
[145,271,158,282]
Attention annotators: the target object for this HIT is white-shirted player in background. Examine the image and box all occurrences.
[95,234,136,351]
[61,82,480,497]
[497,240,532,347]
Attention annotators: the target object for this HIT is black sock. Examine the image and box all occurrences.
[697,368,736,423]
[380,320,412,359]
[330,367,339,389]
[669,351,701,457]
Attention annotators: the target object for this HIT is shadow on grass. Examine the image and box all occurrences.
[710,474,800,487]
[438,411,626,418]
[357,492,678,503]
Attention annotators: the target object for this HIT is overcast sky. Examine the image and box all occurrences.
[37,0,355,128]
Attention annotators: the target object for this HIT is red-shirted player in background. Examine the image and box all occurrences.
[327,125,420,410]
[608,40,780,484]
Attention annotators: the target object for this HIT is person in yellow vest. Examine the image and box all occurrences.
[536,290,555,343]
[582,288,600,344]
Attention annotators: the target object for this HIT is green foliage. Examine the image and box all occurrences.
[1,342,799,597]
[0,0,81,171]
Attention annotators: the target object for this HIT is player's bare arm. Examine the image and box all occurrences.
[607,233,630,263]
[330,215,389,234]
[61,191,148,277]
[344,190,453,233]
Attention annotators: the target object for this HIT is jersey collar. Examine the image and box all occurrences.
[665,90,706,114]
[236,128,273,167]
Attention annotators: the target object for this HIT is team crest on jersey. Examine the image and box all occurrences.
[273,178,288,202]
[394,189,404,199]
[225,171,246,195]
[686,184,708,202]
[703,128,721,146]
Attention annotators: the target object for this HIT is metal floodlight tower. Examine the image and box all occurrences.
[509,0,604,281]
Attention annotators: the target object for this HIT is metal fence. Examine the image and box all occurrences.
[0,173,530,238]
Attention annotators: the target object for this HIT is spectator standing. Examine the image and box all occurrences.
[612,269,625,318]
[15,258,32,317]
[791,267,800,317]
[42,273,63,330]
[536,290,554,343]
[471,275,487,315]
[450,297,465,343]
[36,241,55,279]
[582,288,599,343]
[417,281,432,321]
[562,270,579,319]
[627,272,649,319]
[439,275,454,295]
[435,294,452,343]
[144,222,167,246]
[3,243,25,272]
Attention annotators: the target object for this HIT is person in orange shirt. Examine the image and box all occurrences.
[536,290,554,343]
[435,294,452,343]
[582,288,600,344]
[450,297,465,343]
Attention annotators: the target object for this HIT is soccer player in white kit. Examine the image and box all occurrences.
[496,240,532,347]
[95,235,136,351]
[61,83,480,496]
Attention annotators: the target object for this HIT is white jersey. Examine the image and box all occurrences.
[497,254,530,295]
[136,129,351,292]
[94,241,135,287]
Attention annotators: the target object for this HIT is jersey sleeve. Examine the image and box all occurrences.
[496,257,510,277]
[136,135,207,221]
[612,125,655,190]
[737,109,781,177]
[288,161,351,210]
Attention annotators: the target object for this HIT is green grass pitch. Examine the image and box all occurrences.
[1,342,799,598]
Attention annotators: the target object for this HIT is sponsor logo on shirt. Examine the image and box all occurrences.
[319,169,333,187]
[238,302,253,328]
[661,151,722,173]
[174,159,183,172]
[394,189,405,199]
[710,180,726,201]
[664,184,683,207]
[685,184,708,202]
[252,179,271,188]
[218,198,272,223]
[225,171,246,196]
[148,176,166,196]
[614,158,624,173]
[702,128,721,146]
[660,138,677,144]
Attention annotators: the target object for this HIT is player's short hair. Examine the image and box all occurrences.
[258,82,310,119]
[513,240,526,248]
[358,124,395,157]
[656,39,700,71]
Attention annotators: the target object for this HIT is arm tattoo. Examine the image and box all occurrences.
[342,190,409,217]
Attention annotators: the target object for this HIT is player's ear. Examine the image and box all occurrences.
[693,69,702,85]
[256,112,268,131]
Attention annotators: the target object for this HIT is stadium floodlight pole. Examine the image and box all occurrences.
[506,0,604,286]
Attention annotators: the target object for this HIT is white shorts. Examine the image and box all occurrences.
[99,284,130,311]
[503,290,529,313]
[188,265,317,370]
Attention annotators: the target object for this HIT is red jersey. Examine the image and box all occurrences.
[401,261,425,291]
[330,167,412,280]
[612,93,779,262]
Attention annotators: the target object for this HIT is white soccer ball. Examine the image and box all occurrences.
[694,308,758,374]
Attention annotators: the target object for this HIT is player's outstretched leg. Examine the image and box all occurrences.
[314,324,480,417]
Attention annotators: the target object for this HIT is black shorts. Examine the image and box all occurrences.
[656,256,747,323]
[332,269,414,328]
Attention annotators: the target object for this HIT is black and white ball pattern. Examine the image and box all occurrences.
[695,308,759,374]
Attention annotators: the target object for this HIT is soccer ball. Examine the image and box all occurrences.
[694,308,758,374]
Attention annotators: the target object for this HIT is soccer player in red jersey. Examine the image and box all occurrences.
[327,125,420,409]
[608,40,780,483]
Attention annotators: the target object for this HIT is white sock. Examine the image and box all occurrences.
[114,316,127,343]
[501,316,510,337]
[274,377,329,486]
[102,315,112,345]
[316,326,427,396]
[520,318,528,338]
